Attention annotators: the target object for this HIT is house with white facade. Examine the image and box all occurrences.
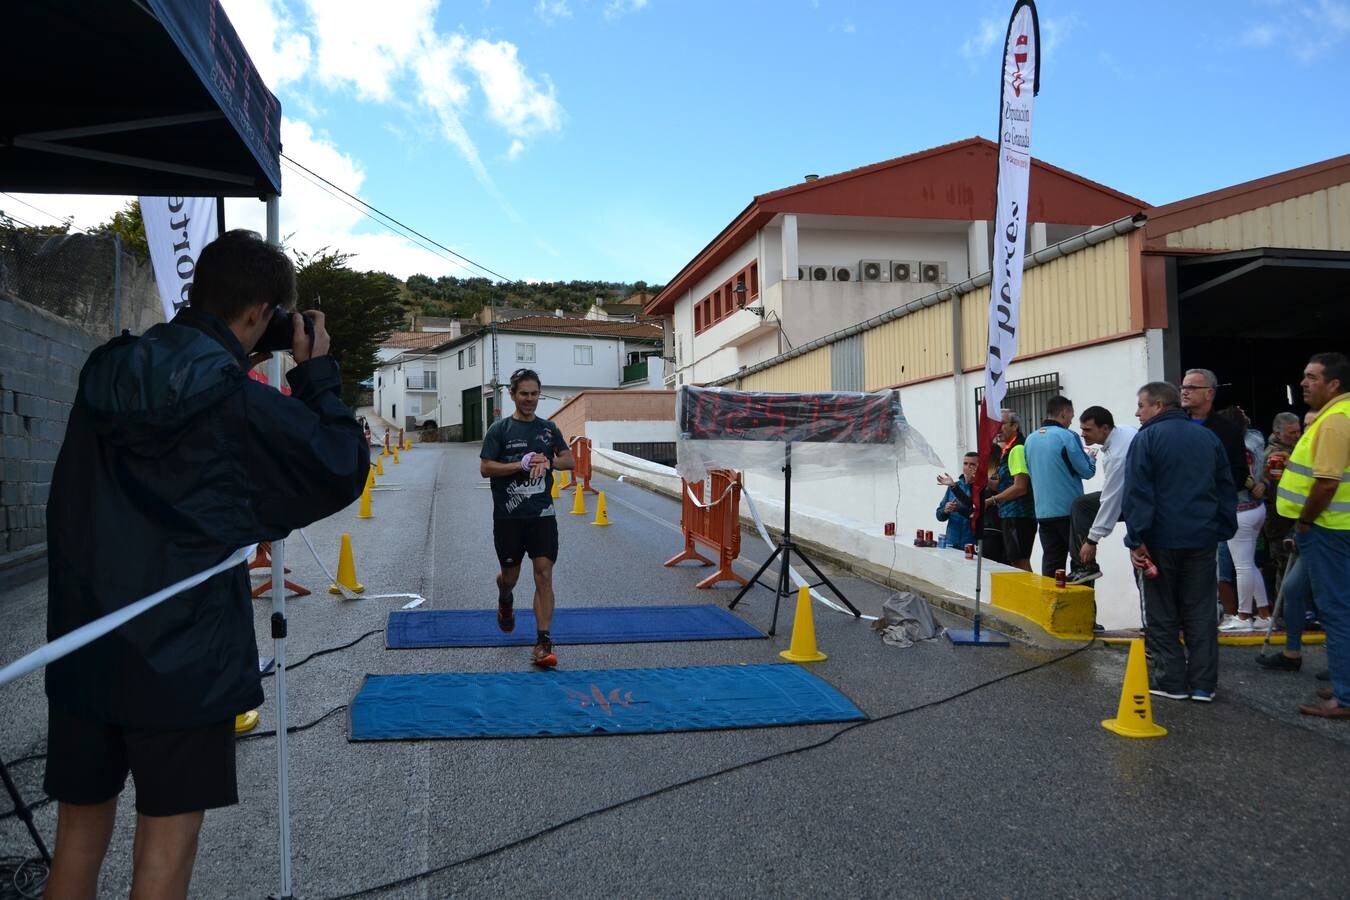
[373,331,457,429]
[644,137,1146,386]
[420,316,665,441]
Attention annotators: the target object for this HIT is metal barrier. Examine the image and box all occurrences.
[664,469,747,589]
[568,435,598,494]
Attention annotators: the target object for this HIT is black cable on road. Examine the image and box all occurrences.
[324,641,1096,899]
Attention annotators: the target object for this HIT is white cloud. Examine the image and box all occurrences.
[960,16,1001,59]
[604,0,649,21]
[1239,22,1279,47]
[304,0,438,102]
[536,0,572,24]
[507,139,526,160]
[465,40,562,138]
[1235,1,1350,60]
[1042,14,1079,56]
[220,0,312,88]
[841,20,856,35]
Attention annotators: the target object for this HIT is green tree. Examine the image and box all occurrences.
[90,200,149,258]
[294,250,407,406]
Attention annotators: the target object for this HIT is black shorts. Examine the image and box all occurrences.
[43,704,238,817]
[493,516,559,568]
[1001,516,1038,562]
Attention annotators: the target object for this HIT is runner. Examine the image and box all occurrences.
[479,368,575,667]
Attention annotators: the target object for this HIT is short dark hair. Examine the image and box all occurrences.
[1139,381,1180,409]
[1079,405,1114,428]
[190,230,296,322]
[1310,352,1349,390]
[509,368,541,393]
[963,451,979,460]
[1046,395,1073,418]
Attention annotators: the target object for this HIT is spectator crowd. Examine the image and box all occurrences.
[932,352,1350,719]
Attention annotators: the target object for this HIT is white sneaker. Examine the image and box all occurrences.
[1251,617,1273,633]
[1218,615,1252,632]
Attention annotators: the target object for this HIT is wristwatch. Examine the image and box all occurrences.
[1085,539,1098,546]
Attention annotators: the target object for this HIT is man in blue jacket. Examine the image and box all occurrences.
[1124,381,1237,703]
[934,452,978,550]
[1024,395,1096,577]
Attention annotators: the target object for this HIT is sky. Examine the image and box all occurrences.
[4,0,1349,285]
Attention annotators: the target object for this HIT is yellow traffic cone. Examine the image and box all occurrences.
[404,438,411,451]
[570,484,587,515]
[558,470,570,490]
[329,533,365,594]
[357,481,373,519]
[375,454,384,476]
[1102,639,1167,738]
[393,446,401,465]
[550,475,561,499]
[365,467,375,491]
[780,585,827,662]
[234,710,259,734]
[592,491,611,526]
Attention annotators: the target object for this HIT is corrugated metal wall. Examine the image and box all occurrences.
[863,302,951,389]
[961,233,1132,366]
[830,333,865,391]
[1165,184,1350,251]
[740,345,832,391]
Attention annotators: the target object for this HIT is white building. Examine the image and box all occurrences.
[373,331,454,429]
[644,137,1146,387]
[405,316,664,441]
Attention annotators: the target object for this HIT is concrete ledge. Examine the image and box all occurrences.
[990,572,1096,640]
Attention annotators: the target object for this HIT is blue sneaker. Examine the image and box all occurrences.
[1190,689,1216,703]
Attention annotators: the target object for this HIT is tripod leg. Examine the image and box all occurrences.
[767,543,795,636]
[729,545,782,610]
[0,757,52,864]
[794,548,862,618]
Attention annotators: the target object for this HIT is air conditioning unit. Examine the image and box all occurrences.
[859,260,889,282]
[920,261,948,283]
[832,265,853,282]
[797,266,808,281]
[891,260,920,283]
[805,264,831,281]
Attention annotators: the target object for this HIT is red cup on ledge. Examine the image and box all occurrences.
[884,522,896,537]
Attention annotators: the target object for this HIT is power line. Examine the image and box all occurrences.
[0,193,75,229]
[278,159,482,278]
[280,153,516,284]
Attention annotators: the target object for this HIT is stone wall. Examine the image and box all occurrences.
[0,295,96,563]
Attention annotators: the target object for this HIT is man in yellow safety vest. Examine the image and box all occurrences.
[1276,352,1350,719]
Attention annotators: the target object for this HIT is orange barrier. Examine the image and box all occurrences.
[398,427,404,449]
[383,431,391,456]
[568,436,598,494]
[249,541,312,600]
[664,469,747,589]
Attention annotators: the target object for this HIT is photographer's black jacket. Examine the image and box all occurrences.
[45,308,370,729]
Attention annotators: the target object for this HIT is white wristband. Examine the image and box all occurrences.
[520,452,535,471]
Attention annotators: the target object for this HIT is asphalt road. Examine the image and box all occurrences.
[3,442,1347,898]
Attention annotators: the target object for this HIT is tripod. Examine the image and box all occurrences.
[729,443,860,635]
[1,754,52,869]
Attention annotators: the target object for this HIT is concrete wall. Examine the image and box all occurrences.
[0,295,97,564]
[551,389,676,443]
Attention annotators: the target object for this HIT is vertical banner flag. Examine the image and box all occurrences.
[974,1,1040,516]
[141,196,219,323]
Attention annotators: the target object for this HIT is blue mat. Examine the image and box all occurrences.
[348,664,866,740]
[385,604,764,648]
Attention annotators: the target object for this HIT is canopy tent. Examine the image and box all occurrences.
[3,3,296,898]
[2,0,281,197]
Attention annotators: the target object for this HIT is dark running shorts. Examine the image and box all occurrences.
[493,516,559,568]
[1001,516,1039,562]
[43,704,238,817]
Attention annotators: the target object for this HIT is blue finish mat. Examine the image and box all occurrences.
[385,604,764,648]
[348,664,866,740]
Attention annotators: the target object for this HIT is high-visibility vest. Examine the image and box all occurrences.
[1276,396,1350,529]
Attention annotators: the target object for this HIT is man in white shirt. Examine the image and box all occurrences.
[1068,405,1137,587]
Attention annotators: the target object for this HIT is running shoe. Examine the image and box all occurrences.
[1066,567,1103,586]
[1251,616,1273,633]
[497,591,515,633]
[1149,688,1189,701]
[531,638,558,668]
[1190,689,1215,703]
[1218,615,1252,632]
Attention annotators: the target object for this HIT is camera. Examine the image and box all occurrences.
[254,307,316,355]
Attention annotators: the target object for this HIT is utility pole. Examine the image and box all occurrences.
[489,292,500,429]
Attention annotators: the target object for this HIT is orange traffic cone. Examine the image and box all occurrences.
[1102,639,1167,738]
[591,491,611,526]
[329,533,365,594]
[780,585,827,662]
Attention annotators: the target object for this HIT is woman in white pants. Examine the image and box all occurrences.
[1218,407,1272,631]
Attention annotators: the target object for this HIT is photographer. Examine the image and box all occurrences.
[42,230,369,899]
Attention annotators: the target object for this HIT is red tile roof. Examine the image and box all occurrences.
[379,331,461,350]
[495,316,662,340]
